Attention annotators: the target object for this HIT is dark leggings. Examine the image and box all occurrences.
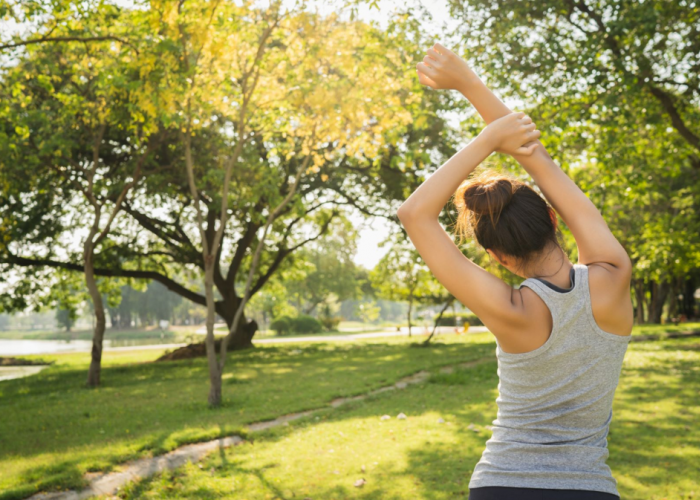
[469,487,620,500]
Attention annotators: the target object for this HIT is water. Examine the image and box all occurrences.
[0,365,48,381]
[0,338,180,356]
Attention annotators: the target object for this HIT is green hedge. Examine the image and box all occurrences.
[434,312,483,327]
[319,315,341,332]
[270,315,323,335]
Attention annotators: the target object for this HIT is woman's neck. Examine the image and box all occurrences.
[525,247,573,288]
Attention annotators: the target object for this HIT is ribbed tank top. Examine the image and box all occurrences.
[469,263,631,497]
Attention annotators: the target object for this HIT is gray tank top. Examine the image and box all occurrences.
[469,263,631,496]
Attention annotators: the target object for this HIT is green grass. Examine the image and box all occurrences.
[111,336,700,500]
[3,330,699,500]
[630,321,700,337]
[0,333,495,500]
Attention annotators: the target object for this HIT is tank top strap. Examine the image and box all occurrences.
[519,264,582,299]
[517,264,586,332]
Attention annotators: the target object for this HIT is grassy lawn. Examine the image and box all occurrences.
[630,321,700,337]
[112,336,700,500]
[2,329,699,500]
[0,332,495,500]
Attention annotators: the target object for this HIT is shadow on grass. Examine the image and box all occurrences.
[0,338,495,497]
[118,340,700,500]
[115,361,500,500]
[609,344,700,495]
[0,458,87,500]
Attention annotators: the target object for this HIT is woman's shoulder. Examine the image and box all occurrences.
[494,284,554,354]
[585,262,634,337]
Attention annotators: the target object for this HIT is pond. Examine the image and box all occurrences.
[0,365,49,382]
[0,338,182,356]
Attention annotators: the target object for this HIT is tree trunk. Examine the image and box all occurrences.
[644,280,655,324]
[649,280,670,324]
[680,275,698,319]
[226,319,258,351]
[204,261,223,407]
[219,295,257,351]
[85,243,106,388]
[407,295,413,337]
[647,280,656,324]
[634,278,646,324]
[665,276,681,323]
[423,297,454,345]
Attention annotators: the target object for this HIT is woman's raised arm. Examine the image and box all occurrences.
[416,44,632,273]
[397,113,539,340]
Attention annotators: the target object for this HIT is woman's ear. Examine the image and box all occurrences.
[487,248,507,267]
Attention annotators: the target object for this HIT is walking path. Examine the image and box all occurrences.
[0,327,487,359]
[26,356,495,500]
[102,327,488,352]
[254,326,488,344]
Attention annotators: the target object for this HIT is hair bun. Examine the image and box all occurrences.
[463,176,514,218]
[453,170,558,259]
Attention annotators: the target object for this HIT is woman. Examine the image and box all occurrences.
[398,43,634,500]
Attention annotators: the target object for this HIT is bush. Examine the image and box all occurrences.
[319,314,341,332]
[435,312,483,327]
[290,315,323,334]
[270,316,293,335]
[270,314,323,335]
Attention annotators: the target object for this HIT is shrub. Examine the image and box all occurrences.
[270,314,324,335]
[270,316,293,335]
[435,312,483,327]
[319,314,341,332]
[290,315,323,334]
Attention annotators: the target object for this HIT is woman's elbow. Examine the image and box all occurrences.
[397,203,437,225]
[396,203,414,222]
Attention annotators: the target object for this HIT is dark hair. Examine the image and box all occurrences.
[453,170,560,267]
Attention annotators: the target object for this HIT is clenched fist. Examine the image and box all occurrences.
[416,43,478,91]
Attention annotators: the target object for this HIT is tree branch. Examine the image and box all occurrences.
[572,0,700,155]
[249,209,338,296]
[0,35,139,53]
[4,254,206,306]
[121,204,202,265]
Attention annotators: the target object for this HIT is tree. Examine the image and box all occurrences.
[142,0,432,406]
[284,215,361,315]
[451,0,700,158]
[447,0,700,321]
[2,5,458,318]
[0,2,161,385]
[370,236,445,336]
